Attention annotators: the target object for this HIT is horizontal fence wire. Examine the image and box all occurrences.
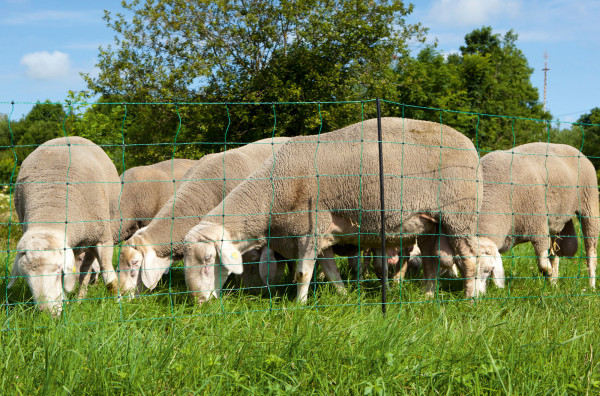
[1,99,600,331]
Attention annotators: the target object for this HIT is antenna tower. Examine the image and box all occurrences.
[542,51,549,112]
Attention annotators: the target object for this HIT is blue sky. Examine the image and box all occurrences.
[1,0,598,126]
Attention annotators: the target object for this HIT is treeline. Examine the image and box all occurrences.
[1,0,599,183]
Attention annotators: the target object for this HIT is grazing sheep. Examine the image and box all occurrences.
[9,136,121,315]
[184,117,484,304]
[80,159,197,288]
[417,225,503,296]
[116,159,197,242]
[467,143,599,292]
[117,137,290,296]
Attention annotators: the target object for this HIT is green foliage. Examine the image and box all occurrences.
[576,107,600,170]
[0,101,66,184]
[394,26,552,153]
[82,0,427,150]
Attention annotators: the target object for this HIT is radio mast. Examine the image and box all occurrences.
[542,51,549,112]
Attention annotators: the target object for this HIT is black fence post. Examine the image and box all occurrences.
[376,98,387,315]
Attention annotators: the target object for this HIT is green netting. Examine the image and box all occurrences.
[1,99,600,330]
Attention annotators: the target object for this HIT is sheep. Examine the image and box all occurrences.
[75,158,197,291]
[9,136,121,315]
[116,159,197,242]
[183,117,484,304]
[461,142,599,292]
[117,137,290,296]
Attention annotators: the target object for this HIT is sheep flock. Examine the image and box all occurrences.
[6,118,599,316]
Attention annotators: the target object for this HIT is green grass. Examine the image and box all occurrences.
[1,222,599,394]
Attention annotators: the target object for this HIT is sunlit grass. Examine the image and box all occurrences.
[1,222,599,394]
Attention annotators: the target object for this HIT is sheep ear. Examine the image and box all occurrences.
[140,248,169,290]
[491,254,506,288]
[8,252,23,288]
[218,240,243,275]
[62,248,77,293]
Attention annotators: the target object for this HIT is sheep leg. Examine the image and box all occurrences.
[295,258,316,303]
[585,242,597,289]
[579,215,599,289]
[318,247,346,295]
[398,258,409,281]
[531,237,552,278]
[549,255,560,286]
[418,236,438,298]
[77,251,97,300]
[295,239,317,303]
[371,249,384,280]
[96,243,118,295]
[347,248,364,279]
[422,261,437,298]
[347,255,359,278]
[421,256,439,298]
[394,245,416,282]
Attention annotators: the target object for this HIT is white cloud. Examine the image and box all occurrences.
[427,0,521,27]
[20,51,71,80]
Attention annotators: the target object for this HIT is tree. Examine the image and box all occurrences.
[0,101,67,184]
[394,27,551,152]
[575,108,600,171]
[83,0,427,149]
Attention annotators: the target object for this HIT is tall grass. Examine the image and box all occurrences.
[1,233,599,394]
[1,186,599,394]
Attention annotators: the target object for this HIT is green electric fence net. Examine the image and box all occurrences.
[1,99,599,330]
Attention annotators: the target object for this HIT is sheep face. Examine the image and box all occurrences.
[184,241,233,304]
[184,222,244,305]
[118,244,144,296]
[118,236,171,296]
[474,237,505,295]
[9,231,76,316]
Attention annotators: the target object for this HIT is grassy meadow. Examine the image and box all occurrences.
[1,195,600,394]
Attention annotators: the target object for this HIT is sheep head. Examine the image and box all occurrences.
[183,222,243,305]
[474,236,505,295]
[118,232,171,296]
[9,229,76,316]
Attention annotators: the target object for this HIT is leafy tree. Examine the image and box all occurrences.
[394,26,551,153]
[575,108,600,170]
[0,101,66,184]
[83,0,427,150]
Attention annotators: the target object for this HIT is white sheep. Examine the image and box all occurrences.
[116,158,197,242]
[77,158,197,291]
[9,136,121,315]
[117,137,290,296]
[184,117,484,304]
[466,142,599,292]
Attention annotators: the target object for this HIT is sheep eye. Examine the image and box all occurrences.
[204,254,213,262]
